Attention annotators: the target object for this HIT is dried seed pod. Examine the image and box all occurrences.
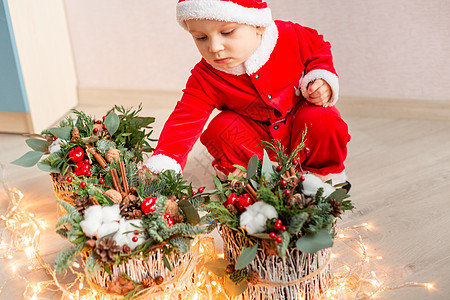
[141,276,155,288]
[226,264,235,274]
[154,275,164,285]
[121,244,131,255]
[248,270,260,285]
[104,189,122,204]
[226,204,238,215]
[105,149,121,163]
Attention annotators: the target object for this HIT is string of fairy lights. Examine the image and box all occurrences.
[0,164,434,299]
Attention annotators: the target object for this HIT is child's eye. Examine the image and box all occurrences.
[195,36,207,41]
[222,29,234,35]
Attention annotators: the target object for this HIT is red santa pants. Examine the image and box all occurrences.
[200,100,351,177]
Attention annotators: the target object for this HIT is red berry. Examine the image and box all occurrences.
[99,178,105,184]
[192,191,197,196]
[84,158,89,164]
[132,236,138,242]
[96,120,101,124]
[281,225,287,232]
[198,187,204,193]
[163,213,170,219]
[292,159,299,166]
[225,193,238,206]
[102,124,107,130]
[269,232,276,239]
[53,136,58,140]
[236,194,253,212]
[66,176,73,183]
[134,230,139,235]
[93,128,99,133]
[69,146,85,163]
[275,219,282,225]
[304,147,311,154]
[274,223,282,230]
[276,236,283,243]
[280,180,287,187]
[180,196,187,201]
[80,182,86,188]
[276,165,283,172]
[86,171,92,177]
[141,197,157,214]
[284,190,291,196]
[300,175,306,182]
[102,116,106,121]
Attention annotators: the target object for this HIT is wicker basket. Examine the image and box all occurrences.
[220,225,332,300]
[85,240,204,300]
[50,173,77,205]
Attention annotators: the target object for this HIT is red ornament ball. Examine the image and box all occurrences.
[235,194,253,212]
[281,225,287,232]
[141,197,158,214]
[280,180,287,187]
[275,236,283,243]
[132,236,138,242]
[198,187,204,193]
[80,181,87,188]
[69,146,85,163]
[225,193,238,206]
[276,165,282,172]
[99,178,105,184]
[66,176,73,183]
[269,232,276,239]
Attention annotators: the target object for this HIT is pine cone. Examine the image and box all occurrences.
[329,199,344,217]
[70,127,80,142]
[95,237,121,263]
[226,204,238,215]
[154,276,164,285]
[121,244,131,255]
[121,196,143,220]
[141,276,155,288]
[106,275,135,295]
[248,270,260,285]
[74,196,92,214]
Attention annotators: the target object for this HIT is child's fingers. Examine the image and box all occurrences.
[309,84,328,98]
[307,89,331,106]
[307,79,324,95]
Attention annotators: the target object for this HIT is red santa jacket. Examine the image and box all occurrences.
[147,20,339,172]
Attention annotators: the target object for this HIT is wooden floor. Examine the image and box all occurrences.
[1,104,449,299]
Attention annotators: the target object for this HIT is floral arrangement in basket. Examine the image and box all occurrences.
[203,130,354,297]
[55,168,215,298]
[12,105,155,205]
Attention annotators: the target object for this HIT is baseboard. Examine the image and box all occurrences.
[77,87,450,121]
[0,111,34,134]
[337,96,450,120]
[77,87,181,109]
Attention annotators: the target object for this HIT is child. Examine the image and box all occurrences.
[145,0,351,185]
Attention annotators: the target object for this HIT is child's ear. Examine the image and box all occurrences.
[256,26,266,36]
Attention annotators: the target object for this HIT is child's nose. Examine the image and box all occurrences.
[208,37,224,53]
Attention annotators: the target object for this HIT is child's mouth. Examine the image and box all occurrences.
[214,58,231,64]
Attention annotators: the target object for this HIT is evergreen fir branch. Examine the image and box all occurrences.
[229,269,250,284]
[85,252,103,279]
[169,237,191,255]
[54,243,85,274]
[56,212,81,228]
[56,228,69,238]
[96,140,116,155]
[57,199,80,217]
[125,160,139,188]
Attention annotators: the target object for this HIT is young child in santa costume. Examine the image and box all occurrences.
[145,0,351,186]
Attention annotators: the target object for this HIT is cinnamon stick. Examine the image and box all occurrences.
[85,143,108,169]
[119,161,129,194]
[285,170,290,178]
[244,183,258,202]
[289,167,296,177]
[109,169,123,194]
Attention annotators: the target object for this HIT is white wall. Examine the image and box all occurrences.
[64,0,450,101]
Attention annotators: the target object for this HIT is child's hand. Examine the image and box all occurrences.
[306,79,332,106]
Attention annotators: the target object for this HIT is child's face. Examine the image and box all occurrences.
[185,19,265,70]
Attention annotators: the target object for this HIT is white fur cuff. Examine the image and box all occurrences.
[144,154,182,174]
[299,69,339,107]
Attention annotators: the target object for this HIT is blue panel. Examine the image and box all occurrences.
[0,0,29,113]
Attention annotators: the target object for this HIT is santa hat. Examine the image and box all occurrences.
[176,0,272,30]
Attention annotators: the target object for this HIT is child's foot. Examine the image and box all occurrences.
[341,181,351,193]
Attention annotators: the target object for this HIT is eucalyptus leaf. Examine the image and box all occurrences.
[296,230,333,253]
[232,165,247,172]
[235,244,258,270]
[26,138,49,152]
[49,127,72,140]
[261,150,274,182]
[11,151,44,167]
[37,161,60,173]
[247,155,259,179]
[213,175,223,192]
[248,233,271,239]
[224,277,248,297]
[287,212,309,235]
[249,178,259,190]
[326,188,347,202]
[163,255,172,271]
[277,231,290,257]
[179,200,200,225]
[104,112,120,136]
[204,258,230,276]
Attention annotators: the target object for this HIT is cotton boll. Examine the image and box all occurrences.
[126,220,145,250]
[247,214,269,234]
[240,211,255,232]
[102,205,121,224]
[301,174,327,196]
[240,202,278,234]
[80,219,102,237]
[49,138,65,154]
[96,222,120,239]
[113,219,129,247]
[258,203,278,219]
[83,205,103,224]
